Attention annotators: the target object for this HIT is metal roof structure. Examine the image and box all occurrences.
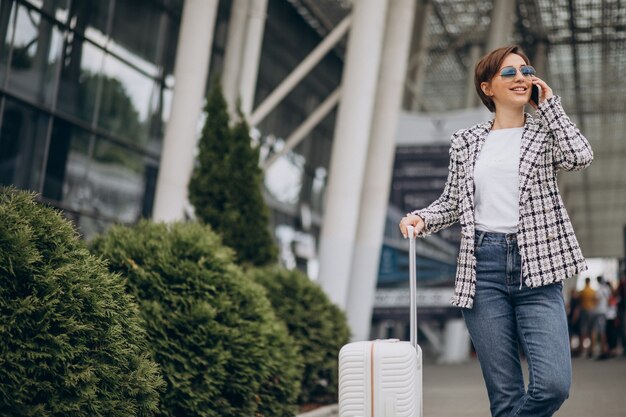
[295,0,625,259]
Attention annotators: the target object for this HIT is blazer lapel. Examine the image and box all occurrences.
[462,120,492,218]
[518,115,548,207]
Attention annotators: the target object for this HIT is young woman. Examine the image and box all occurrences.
[399,45,593,417]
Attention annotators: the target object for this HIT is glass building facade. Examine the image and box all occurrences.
[254,0,343,272]
[0,0,182,236]
[0,0,343,269]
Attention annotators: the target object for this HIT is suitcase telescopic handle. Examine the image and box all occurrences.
[406,226,418,349]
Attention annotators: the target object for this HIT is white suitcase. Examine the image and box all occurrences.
[338,226,423,417]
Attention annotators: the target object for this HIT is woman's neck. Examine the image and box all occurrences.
[492,107,525,130]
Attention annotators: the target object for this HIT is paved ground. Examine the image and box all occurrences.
[312,355,626,417]
[424,355,626,417]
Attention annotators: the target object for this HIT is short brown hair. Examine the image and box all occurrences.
[474,45,531,112]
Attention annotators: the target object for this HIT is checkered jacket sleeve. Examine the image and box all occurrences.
[407,131,462,237]
[537,95,594,172]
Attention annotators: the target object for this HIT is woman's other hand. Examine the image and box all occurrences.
[399,214,425,238]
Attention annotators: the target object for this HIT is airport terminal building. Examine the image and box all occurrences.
[1,0,623,350]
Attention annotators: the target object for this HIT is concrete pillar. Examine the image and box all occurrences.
[238,0,268,117]
[464,44,482,108]
[394,320,407,341]
[222,0,250,118]
[438,318,471,364]
[533,40,548,77]
[404,0,432,112]
[152,0,219,222]
[345,0,416,342]
[317,0,389,309]
[486,0,516,51]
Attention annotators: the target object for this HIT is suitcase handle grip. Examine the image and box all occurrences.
[406,226,418,349]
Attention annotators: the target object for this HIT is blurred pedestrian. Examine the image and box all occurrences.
[594,276,610,360]
[578,277,597,358]
[617,273,626,356]
[399,45,593,417]
[605,280,619,358]
[567,288,581,355]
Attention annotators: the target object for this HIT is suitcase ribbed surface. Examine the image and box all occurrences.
[338,342,367,417]
[379,344,419,416]
[338,341,421,417]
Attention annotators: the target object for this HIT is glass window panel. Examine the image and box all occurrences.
[56,38,105,124]
[43,123,148,224]
[6,5,63,107]
[87,138,146,223]
[67,0,111,48]
[24,0,71,24]
[98,53,158,147]
[161,85,173,128]
[0,0,16,86]
[163,0,184,15]
[161,17,179,77]
[141,160,158,218]
[75,212,113,240]
[108,0,162,78]
[42,118,91,207]
[0,97,50,191]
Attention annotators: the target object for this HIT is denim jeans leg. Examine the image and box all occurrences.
[508,282,571,417]
[462,238,525,417]
[463,231,571,417]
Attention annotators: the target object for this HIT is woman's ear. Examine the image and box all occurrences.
[481,82,492,97]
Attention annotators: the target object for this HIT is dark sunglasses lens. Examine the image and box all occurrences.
[500,67,517,77]
[521,66,536,76]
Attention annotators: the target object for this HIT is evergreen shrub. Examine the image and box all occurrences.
[0,188,163,416]
[90,221,302,417]
[248,267,351,404]
[188,79,277,267]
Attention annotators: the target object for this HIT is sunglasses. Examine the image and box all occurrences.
[498,65,536,79]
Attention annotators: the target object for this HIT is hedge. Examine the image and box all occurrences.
[90,221,302,417]
[248,267,351,404]
[0,188,163,416]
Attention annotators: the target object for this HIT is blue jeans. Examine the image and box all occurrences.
[462,230,571,417]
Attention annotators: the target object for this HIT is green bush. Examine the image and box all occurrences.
[248,267,351,404]
[188,79,277,267]
[90,221,302,417]
[0,188,163,416]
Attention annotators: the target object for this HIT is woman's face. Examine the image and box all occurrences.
[481,53,533,111]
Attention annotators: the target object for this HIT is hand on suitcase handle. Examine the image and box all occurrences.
[400,214,425,238]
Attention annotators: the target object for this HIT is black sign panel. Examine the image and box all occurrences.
[390,144,461,246]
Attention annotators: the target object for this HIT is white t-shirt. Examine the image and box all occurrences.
[596,285,611,315]
[474,127,523,233]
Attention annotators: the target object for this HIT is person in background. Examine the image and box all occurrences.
[605,279,619,358]
[567,288,581,356]
[578,277,597,358]
[594,276,610,360]
[616,273,626,356]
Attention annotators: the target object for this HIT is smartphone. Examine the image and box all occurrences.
[530,84,540,106]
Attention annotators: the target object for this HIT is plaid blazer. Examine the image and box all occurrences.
[411,96,593,308]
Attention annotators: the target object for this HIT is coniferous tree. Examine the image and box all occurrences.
[189,80,277,266]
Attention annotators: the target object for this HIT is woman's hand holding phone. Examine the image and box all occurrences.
[529,76,554,109]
